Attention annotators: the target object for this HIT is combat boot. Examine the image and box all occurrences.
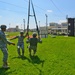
[3,62,10,69]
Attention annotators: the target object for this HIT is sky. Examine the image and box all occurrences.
[0,0,75,29]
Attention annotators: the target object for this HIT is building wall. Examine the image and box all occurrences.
[49,22,68,35]
[68,18,75,36]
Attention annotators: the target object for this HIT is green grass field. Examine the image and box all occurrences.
[0,33,75,75]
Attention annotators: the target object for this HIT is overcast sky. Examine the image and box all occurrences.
[0,0,75,29]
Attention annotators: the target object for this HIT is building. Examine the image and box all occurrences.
[7,26,20,32]
[39,26,48,38]
[68,18,75,36]
[49,22,68,35]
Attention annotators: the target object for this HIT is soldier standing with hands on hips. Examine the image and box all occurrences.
[0,25,15,69]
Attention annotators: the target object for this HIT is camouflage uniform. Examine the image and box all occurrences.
[0,25,15,68]
[11,31,27,56]
[16,35,25,56]
[26,32,42,56]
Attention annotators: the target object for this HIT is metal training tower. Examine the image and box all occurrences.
[27,0,39,38]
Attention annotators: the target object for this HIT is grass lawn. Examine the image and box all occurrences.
[0,33,75,75]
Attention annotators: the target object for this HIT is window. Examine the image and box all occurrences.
[68,23,70,26]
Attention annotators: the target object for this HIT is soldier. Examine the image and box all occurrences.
[10,31,28,57]
[0,25,15,69]
[26,32,42,56]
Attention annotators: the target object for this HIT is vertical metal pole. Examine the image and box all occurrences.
[21,24,22,29]
[9,23,10,32]
[23,19,25,32]
[27,0,30,38]
[45,14,48,34]
[39,21,40,29]
[9,23,10,28]
[66,15,68,36]
[27,0,30,30]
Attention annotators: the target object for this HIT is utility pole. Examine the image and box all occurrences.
[9,23,10,28]
[39,21,40,29]
[21,24,22,29]
[45,14,48,34]
[23,19,25,32]
[9,23,10,32]
[66,15,68,36]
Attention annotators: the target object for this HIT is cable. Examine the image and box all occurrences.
[49,0,65,15]
[24,0,46,12]
[24,0,28,2]
[0,0,27,9]
[0,0,61,17]
[23,0,65,17]
[0,7,27,14]
[0,0,27,14]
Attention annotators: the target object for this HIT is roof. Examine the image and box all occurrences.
[51,28,67,30]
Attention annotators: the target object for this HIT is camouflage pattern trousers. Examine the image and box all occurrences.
[28,46,37,51]
[28,46,37,55]
[28,46,37,50]
[0,47,8,63]
[17,43,24,55]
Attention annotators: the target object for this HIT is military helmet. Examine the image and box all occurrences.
[20,31,24,34]
[32,32,37,37]
[0,25,7,29]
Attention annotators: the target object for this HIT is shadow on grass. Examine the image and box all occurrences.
[30,55,45,66]
[30,55,45,75]
[12,55,45,67]
[12,55,45,75]
[0,67,11,75]
[12,56,31,62]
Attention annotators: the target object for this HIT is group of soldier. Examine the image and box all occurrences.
[0,25,42,69]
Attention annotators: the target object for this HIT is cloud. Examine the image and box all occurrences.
[47,10,53,13]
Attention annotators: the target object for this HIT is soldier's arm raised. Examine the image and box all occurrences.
[37,37,42,43]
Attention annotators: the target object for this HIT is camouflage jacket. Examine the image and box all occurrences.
[0,30,12,47]
[26,37,42,46]
[11,35,25,44]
